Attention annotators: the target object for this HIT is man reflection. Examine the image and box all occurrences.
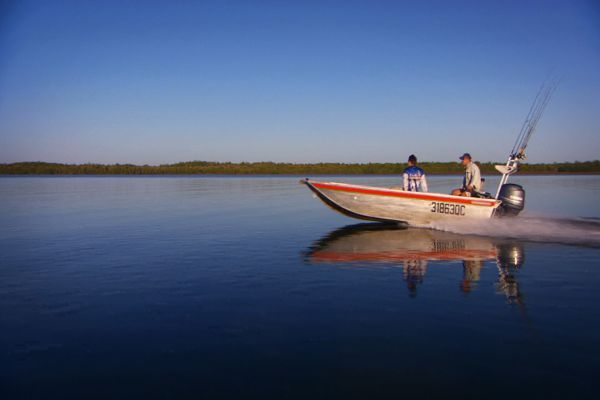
[460,260,484,294]
[403,259,428,298]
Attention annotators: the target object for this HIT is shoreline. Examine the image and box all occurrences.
[1,172,599,177]
[1,161,599,176]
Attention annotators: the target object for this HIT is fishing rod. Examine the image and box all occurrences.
[494,78,559,199]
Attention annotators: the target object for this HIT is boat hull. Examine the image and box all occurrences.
[302,179,500,226]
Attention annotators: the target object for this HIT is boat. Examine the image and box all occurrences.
[301,179,501,225]
[301,81,557,226]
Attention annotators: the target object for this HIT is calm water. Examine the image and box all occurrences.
[1,175,600,399]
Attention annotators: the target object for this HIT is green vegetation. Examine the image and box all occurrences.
[1,161,599,175]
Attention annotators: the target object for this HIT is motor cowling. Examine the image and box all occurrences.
[498,183,525,216]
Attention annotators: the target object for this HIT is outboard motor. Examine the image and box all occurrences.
[497,183,525,216]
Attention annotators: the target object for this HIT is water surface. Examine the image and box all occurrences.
[1,175,599,399]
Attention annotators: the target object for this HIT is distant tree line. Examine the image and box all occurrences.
[0,161,599,175]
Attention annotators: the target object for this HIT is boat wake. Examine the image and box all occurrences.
[422,216,600,248]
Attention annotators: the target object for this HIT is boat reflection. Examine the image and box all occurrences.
[305,223,525,302]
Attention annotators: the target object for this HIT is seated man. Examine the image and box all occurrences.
[451,153,481,196]
[403,154,428,192]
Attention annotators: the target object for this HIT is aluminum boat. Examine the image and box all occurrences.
[301,179,501,225]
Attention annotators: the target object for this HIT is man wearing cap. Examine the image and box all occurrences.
[403,154,428,192]
[451,153,481,196]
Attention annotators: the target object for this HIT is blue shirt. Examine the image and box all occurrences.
[403,166,428,192]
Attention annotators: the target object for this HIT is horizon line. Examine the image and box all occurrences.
[2,160,599,166]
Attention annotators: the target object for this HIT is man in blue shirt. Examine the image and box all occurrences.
[403,154,429,192]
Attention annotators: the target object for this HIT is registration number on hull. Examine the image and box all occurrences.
[430,202,465,216]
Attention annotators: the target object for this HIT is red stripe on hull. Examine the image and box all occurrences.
[312,249,497,262]
[312,182,497,207]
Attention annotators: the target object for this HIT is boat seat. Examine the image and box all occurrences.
[473,191,493,199]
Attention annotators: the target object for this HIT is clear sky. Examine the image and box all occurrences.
[0,0,598,164]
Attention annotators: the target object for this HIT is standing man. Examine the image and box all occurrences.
[451,153,481,196]
[403,154,428,192]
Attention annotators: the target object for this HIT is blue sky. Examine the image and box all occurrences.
[0,0,598,164]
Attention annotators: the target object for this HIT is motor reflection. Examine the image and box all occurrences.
[495,243,526,304]
[305,223,525,303]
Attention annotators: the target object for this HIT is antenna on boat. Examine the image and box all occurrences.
[494,78,560,199]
